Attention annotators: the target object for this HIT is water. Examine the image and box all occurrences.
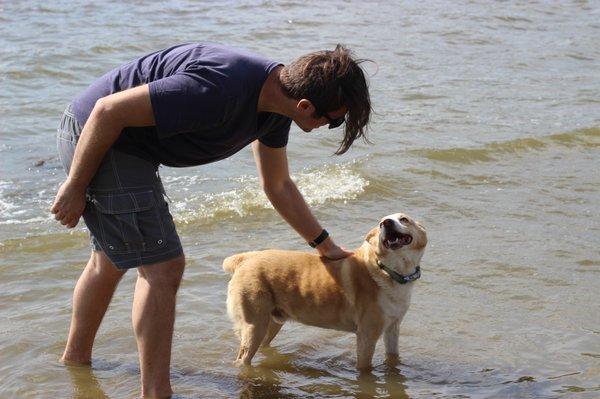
[1,1,599,397]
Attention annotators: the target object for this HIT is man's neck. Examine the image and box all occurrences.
[257,66,296,117]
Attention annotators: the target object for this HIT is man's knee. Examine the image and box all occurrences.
[137,255,186,292]
[89,251,127,281]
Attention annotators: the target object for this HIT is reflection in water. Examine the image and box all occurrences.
[355,361,409,399]
[65,363,108,399]
[237,347,411,399]
[238,372,296,399]
[237,354,296,399]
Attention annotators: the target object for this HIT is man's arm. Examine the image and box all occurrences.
[51,85,155,228]
[252,140,352,260]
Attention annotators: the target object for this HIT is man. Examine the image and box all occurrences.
[52,42,371,398]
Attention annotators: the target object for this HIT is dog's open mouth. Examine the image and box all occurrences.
[383,231,412,250]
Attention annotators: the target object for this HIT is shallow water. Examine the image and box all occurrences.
[1,1,599,398]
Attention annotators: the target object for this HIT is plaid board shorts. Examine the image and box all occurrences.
[56,104,183,269]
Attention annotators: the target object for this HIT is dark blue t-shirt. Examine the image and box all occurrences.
[71,43,291,167]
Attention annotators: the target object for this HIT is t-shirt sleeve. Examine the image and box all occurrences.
[148,71,227,138]
[258,117,291,148]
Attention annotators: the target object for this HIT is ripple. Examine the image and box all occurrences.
[401,93,448,101]
[412,128,600,164]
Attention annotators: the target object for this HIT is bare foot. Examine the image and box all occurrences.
[60,353,92,366]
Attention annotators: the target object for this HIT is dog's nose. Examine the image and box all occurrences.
[380,219,394,228]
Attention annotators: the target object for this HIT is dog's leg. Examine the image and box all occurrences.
[356,329,380,372]
[237,317,269,365]
[261,320,283,347]
[384,320,400,365]
[235,339,246,362]
[234,292,272,366]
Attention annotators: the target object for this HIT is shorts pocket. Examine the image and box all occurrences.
[89,190,166,254]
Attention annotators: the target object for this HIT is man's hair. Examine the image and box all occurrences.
[280,44,372,154]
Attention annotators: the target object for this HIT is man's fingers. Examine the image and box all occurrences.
[67,219,79,229]
[50,200,62,214]
[56,212,72,225]
[63,214,76,227]
[52,209,82,228]
[63,215,78,227]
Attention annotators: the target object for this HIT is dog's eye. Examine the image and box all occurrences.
[399,217,409,223]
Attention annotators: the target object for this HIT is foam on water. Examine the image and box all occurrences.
[0,197,18,216]
[0,181,55,229]
[0,160,369,247]
[0,181,21,221]
[173,161,368,224]
[0,216,52,225]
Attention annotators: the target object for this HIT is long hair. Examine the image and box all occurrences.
[280,45,372,154]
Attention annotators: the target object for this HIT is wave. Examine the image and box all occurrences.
[411,128,600,164]
[0,216,51,225]
[0,230,89,256]
[172,161,368,225]
[0,161,369,249]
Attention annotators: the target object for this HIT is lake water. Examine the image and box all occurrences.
[1,1,599,398]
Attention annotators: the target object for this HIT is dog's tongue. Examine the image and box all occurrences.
[399,234,412,245]
[384,233,412,249]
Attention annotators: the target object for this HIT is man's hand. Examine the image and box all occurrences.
[50,85,156,230]
[316,237,354,260]
[51,179,87,228]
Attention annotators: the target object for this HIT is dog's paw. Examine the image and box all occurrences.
[384,353,400,367]
[234,359,252,368]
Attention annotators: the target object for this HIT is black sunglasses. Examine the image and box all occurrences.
[314,103,346,129]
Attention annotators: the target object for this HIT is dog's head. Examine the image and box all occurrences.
[364,212,427,273]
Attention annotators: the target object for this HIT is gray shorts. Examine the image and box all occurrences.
[57,105,183,269]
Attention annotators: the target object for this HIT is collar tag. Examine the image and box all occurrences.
[377,260,421,285]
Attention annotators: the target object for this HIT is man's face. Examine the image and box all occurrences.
[294,100,347,133]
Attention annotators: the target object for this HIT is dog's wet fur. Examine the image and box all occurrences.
[223,212,427,371]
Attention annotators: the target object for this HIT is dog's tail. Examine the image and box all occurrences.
[223,253,249,274]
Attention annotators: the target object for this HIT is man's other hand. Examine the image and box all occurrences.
[51,179,87,228]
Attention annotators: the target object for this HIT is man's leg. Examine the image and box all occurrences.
[132,254,185,398]
[62,251,127,364]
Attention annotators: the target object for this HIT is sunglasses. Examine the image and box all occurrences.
[313,103,346,129]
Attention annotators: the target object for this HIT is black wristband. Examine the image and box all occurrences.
[309,229,329,248]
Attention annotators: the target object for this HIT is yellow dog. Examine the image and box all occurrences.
[224,212,427,370]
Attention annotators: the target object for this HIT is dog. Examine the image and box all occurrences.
[223,212,427,370]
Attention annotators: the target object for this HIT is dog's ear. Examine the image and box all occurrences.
[364,227,379,246]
